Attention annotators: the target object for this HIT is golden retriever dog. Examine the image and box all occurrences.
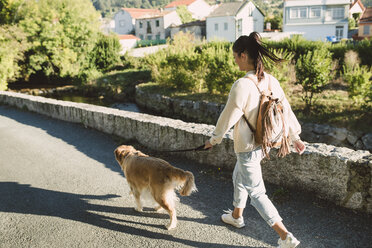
[114,145,197,230]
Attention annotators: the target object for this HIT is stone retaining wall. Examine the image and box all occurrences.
[135,86,372,151]
[1,91,371,213]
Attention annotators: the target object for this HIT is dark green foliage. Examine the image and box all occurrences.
[295,48,333,113]
[136,39,166,47]
[90,33,122,71]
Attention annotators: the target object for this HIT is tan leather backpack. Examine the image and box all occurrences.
[243,75,290,159]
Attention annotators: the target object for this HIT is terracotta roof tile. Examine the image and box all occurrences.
[122,8,160,19]
[165,0,197,8]
[118,34,140,40]
[360,7,372,23]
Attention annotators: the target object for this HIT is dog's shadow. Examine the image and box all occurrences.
[0,181,263,248]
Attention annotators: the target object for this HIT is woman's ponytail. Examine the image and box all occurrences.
[233,32,283,82]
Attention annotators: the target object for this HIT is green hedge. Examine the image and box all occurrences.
[265,35,372,68]
[136,39,167,48]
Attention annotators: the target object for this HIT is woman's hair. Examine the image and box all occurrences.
[232,32,283,82]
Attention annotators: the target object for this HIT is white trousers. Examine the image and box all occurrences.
[233,148,283,226]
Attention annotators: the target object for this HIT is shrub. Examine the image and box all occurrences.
[265,48,294,85]
[355,39,372,66]
[203,42,244,94]
[343,64,372,104]
[120,53,143,70]
[295,48,333,113]
[75,68,102,85]
[144,33,244,94]
[90,33,122,71]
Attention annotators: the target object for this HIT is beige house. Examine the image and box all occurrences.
[135,10,182,40]
[357,7,372,40]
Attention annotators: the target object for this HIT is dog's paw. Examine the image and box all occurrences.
[154,206,163,212]
[166,223,177,230]
[134,207,143,212]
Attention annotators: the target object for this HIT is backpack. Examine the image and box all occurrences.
[243,75,290,159]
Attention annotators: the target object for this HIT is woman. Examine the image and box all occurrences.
[204,32,305,248]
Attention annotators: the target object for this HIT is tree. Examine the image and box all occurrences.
[19,0,101,81]
[176,5,194,24]
[0,25,28,90]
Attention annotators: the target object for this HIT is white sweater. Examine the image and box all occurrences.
[209,71,302,153]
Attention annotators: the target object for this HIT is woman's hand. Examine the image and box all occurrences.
[293,139,306,155]
[204,140,213,150]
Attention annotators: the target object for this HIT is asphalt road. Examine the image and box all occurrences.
[0,105,371,248]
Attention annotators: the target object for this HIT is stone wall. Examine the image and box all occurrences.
[1,91,371,213]
[135,86,372,151]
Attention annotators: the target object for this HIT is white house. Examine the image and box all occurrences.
[164,0,213,20]
[169,20,206,40]
[349,0,365,19]
[206,1,265,42]
[114,8,160,35]
[282,0,350,41]
[100,18,115,34]
[135,10,182,40]
[118,34,140,54]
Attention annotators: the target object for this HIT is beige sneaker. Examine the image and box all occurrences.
[277,232,300,248]
[221,209,245,228]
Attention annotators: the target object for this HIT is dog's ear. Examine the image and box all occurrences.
[114,147,132,164]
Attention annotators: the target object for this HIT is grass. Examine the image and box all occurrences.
[138,80,372,133]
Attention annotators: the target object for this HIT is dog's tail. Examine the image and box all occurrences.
[171,168,197,196]
[180,171,197,196]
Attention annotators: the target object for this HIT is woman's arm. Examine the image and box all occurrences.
[209,80,249,146]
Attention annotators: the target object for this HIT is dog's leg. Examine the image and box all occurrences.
[132,188,143,212]
[155,191,177,230]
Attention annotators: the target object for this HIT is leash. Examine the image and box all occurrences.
[160,144,210,153]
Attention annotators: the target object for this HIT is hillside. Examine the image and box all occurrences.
[92,0,372,18]
[92,0,284,17]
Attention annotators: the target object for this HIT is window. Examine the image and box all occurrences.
[214,23,218,31]
[310,7,321,18]
[224,22,228,30]
[290,7,307,19]
[156,20,160,27]
[139,21,143,28]
[119,20,125,27]
[147,21,152,33]
[335,26,343,41]
[147,35,152,40]
[139,34,144,40]
[300,8,307,18]
[363,25,370,35]
[332,8,344,19]
[237,19,242,32]
[156,34,160,40]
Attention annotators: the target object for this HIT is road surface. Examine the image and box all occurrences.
[0,105,371,248]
